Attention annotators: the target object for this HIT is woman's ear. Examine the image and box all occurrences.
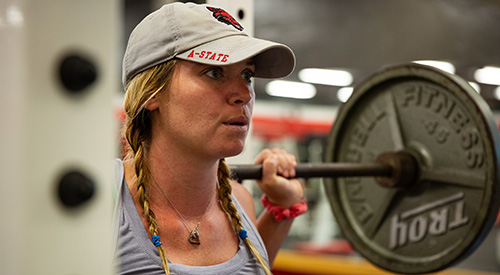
[144,95,160,111]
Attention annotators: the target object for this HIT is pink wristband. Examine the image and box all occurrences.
[261,194,308,222]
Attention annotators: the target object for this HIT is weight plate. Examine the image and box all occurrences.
[324,64,500,274]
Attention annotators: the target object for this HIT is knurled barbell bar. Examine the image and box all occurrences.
[231,162,393,179]
[229,64,500,275]
[231,151,417,189]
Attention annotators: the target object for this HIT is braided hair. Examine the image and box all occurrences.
[123,60,176,274]
[218,159,272,274]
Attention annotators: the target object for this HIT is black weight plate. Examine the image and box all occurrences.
[324,64,500,274]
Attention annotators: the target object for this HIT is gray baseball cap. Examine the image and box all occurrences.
[122,2,296,88]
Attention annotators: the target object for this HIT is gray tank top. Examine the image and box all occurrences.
[113,159,269,275]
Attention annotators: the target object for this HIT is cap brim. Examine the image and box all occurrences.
[176,35,295,79]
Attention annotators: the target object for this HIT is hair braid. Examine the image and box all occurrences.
[134,143,170,274]
[125,114,170,274]
[217,160,272,275]
[123,61,177,274]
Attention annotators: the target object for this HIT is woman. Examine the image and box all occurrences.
[114,2,306,274]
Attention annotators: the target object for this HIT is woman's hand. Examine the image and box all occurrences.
[254,148,304,208]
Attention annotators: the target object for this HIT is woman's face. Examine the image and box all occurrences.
[149,59,256,160]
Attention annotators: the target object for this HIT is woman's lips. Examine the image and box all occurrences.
[224,117,249,130]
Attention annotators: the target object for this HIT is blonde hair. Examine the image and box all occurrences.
[123,60,271,275]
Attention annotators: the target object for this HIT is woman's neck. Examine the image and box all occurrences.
[145,139,220,216]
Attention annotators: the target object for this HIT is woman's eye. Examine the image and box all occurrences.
[205,67,223,79]
[242,70,254,83]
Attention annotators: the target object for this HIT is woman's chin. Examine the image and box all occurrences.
[220,143,246,159]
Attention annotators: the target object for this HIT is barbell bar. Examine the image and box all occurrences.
[230,162,393,179]
[230,150,418,189]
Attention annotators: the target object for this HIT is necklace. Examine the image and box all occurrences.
[151,174,215,245]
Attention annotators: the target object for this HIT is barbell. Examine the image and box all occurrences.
[229,64,500,274]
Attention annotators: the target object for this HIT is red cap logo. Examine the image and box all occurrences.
[207,7,244,31]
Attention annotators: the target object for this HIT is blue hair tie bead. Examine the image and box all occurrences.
[238,229,248,240]
[152,235,162,247]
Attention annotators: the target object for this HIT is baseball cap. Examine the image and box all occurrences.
[122,2,296,87]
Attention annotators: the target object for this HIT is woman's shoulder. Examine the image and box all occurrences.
[120,159,137,191]
[230,180,256,225]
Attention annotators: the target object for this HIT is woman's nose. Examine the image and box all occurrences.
[227,82,254,105]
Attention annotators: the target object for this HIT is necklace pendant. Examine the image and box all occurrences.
[188,229,201,245]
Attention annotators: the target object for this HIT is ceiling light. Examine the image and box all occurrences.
[337,87,353,103]
[412,60,455,74]
[265,80,316,99]
[494,86,500,101]
[298,68,353,86]
[474,66,500,85]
